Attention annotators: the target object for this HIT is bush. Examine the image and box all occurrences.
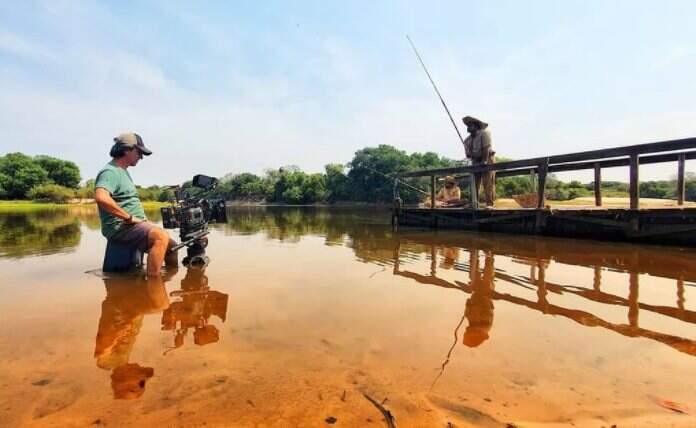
[28,184,76,203]
[76,179,95,199]
[33,155,81,188]
[0,153,49,199]
[158,189,175,202]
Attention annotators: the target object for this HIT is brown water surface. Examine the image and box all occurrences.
[0,206,695,427]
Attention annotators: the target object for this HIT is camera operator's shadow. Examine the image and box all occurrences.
[93,268,229,400]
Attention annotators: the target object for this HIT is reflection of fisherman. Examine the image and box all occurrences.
[462,116,496,207]
[94,275,170,399]
[463,250,495,347]
[439,246,460,269]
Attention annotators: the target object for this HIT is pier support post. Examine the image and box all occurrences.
[469,173,478,210]
[630,153,639,210]
[431,175,436,209]
[677,153,686,206]
[594,162,602,207]
[537,159,548,209]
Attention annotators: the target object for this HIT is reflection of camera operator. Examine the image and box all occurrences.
[94,275,170,399]
[95,133,178,276]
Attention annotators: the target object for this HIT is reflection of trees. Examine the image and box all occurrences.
[0,206,164,258]
[219,207,394,251]
[0,211,81,257]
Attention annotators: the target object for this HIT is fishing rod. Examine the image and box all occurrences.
[365,166,430,196]
[407,35,466,146]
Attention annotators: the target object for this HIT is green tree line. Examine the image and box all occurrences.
[0,152,173,203]
[3,147,696,204]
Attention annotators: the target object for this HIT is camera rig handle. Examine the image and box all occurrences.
[170,230,210,252]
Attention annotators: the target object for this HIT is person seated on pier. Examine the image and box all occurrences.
[435,176,466,207]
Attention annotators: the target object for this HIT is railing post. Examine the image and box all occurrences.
[630,153,639,209]
[537,159,548,209]
[677,153,686,206]
[392,178,401,230]
[469,172,478,210]
[431,175,436,209]
[594,162,602,207]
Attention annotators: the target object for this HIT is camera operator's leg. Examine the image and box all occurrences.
[164,238,179,268]
[147,227,172,276]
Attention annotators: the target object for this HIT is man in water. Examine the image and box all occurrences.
[462,116,496,207]
[94,133,178,276]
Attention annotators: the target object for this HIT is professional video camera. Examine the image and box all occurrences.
[160,174,227,266]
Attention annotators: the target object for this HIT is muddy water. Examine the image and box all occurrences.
[0,206,694,427]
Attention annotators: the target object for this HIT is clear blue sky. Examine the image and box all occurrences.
[2,1,696,185]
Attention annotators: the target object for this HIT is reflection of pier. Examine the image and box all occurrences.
[392,233,696,358]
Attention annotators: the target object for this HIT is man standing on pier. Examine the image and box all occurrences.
[462,116,496,207]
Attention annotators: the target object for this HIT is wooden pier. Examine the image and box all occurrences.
[393,137,696,246]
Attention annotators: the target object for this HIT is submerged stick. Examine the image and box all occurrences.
[430,309,467,391]
[363,393,397,428]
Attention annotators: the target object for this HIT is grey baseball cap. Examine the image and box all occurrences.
[114,132,152,156]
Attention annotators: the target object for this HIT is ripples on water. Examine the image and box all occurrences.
[0,206,694,427]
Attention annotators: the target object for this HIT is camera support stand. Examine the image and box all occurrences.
[182,237,209,267]
[170,230,210,268]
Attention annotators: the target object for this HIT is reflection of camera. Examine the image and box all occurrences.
[160,175,227,266]
[161,268,228,350]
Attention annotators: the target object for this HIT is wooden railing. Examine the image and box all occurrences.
[399,137,696,209]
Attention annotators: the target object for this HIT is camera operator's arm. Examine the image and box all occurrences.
[95,188,143,224]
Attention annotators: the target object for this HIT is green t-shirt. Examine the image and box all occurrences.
[95,161,146,238]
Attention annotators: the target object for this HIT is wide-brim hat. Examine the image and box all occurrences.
[444,175,457,184]
[114,132,152,156]
[462,116,488,129]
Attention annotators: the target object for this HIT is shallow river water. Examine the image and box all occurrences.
[0,206,694,427]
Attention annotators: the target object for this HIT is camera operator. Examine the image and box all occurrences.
[95,133,178,276]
